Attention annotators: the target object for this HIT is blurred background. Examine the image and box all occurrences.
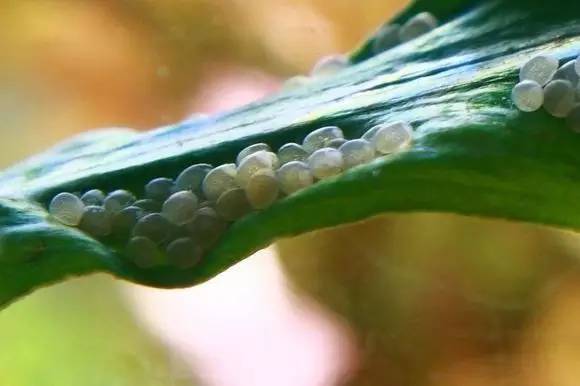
[2,1,580,385]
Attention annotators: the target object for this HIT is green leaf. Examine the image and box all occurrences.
[1,0,580,308]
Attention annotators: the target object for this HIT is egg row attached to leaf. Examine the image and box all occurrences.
[512,53,580,130]
[47,121,414,269]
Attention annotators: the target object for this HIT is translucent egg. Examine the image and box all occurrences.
[307,148,344,179]
[79,205,111,237]
[175,164,213,195]
[278,143,309,164]
[166,237,203,269]
[126,236,164,269]
[49,192,85,226]
[302,126,344,154]
[133,199,162,213]
[371,121,413,154]
[185,207,226,249]
[511,80,544,112]
[554,61,580,87]
[276,161,314,195]
[236,143,271,165]
[327,138,347,149]
[112,206,145,238]
[399,12,438,42]
[543,79,575,117]
[339,139,376,169]
[310,55,349,77]
[80,189,105,206]
[236,151,279,188]
[519,54,558,86]
[132,213,172,244]
[145,177,175,202]
[283,76,311,91]
[245,170,280,209]
[566,104,580,132]
[362,125,380,142]
[202,164,238,202]
[215,188,253,221]
[372,24,401,54]
[162,191,198,225]
[103,190,136,214]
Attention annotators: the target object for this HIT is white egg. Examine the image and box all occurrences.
[202,164,238,202]
[543,79,575,117]
[175,163,213,195]
[302,126,344,153]
[372,24,401,54]
[166,237,203,269]
[162,191,198,225]
[399,12,438,42]
[519,54,558,86]
[276,161,314,195]
[104,190,136,214]
[245,170,280,210]
[185,207,226,249]
[511,80,544,112]
[339,139,376,169]
[311,55,349,77]
[554,60,579,87]
[112,206,145,237]
[307,148,344,179]
[145,177,175,202]
[126,236,164,268]
[49,192,85,226]
[278,143,309,164]
[215,188,253,221]
[236,151,279,188]
[79,205,111,237]
[132,213,172,244]
[236,143,271,165]
[371,121,413,154]
[80,189,105,206]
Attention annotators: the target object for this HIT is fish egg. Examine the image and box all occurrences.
[236,143,271,165]
[162,191,198,225]
[185,207,226,249]
[543,79,575,118]
[512,80,544,112]
[132,213,173,244]
[175,164,213,195]
[278,143,309,164]
[49,192,85,226]
[215,188,253,221]
[399,12,438,42]
[339,139,376,169]
[372,24,401,54]
[166,237,203,269]
[276,161,314,195]
[104,190,136,214]
[202,164,238,202]
[302,126,344,154]
[79,205,111,237]
[145,178,175,202]
[554,60,579,87]
[81,189,105,206]
[245,170,280,210]
[310,55,349,77]
[133,199,162,213]
[236,151,279,188]
[126,236,164,269]
[371,121,413,154]
[519,54,558,86]
[308,148,344,180]
[327,138,348,149]
[112,206,145,238]
[362,125,380,142]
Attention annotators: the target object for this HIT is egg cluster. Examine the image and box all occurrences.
[512,54,580,130]
[48,122,414,270]
[283,12,439,91]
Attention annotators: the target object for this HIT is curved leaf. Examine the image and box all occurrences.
[1,0,580,307]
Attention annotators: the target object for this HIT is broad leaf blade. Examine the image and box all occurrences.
[1,0,580,307]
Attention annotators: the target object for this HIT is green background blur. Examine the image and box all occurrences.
[2,1,580,385]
